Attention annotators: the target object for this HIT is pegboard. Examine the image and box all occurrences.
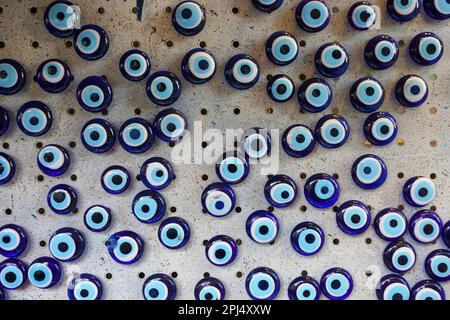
[0,0,449,300]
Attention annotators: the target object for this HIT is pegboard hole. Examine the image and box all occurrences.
[169,141,175,148]
[199,41,207,48]
[106,273,113,280]
[134,108,141,115]
[266,74,272,81]
[398,205,404,211]
[333,238,339,245]
[98,7,105,15]
[31,41,39,48]
[171,272,178,278]
[2,142,9,149]
[233,108,240,115]
[170,207,177,213]
[300,206,307,212]
[201,142,208,148]
[38,208,45,215]
[430,173,436,180]
[300,173,307,179]
[132,40,140,48]
[201,174,208,181]
[397,172,404,179]
[37,175,44,182]
[299,74,306,80]
[200,108,208,115]
[165,6,172,13]
[5,208,12,215]
[71,208,79,214]
[299,40,306,47]
[232,40,240,48]
[269,240,275,245]
[236,239,242,246]
[430,139,437,147]
[30,7,37,14]
[67,108,75,115]
[332,7,339,13]
[398,40,405,47]
[136,174,141,181]
[430,205,437,211]
[265,106,273,115]
[39,240,46,247]
[70,174,77,181]
[69,141,76,148]
[166,40,174,48]
[268,206,274,212]
[366,271,373,277]
[236,271,243,278]
[65,41,73,48]
[301,270,308,277]
[332,206,339,213]
[0,7,3,14]
[203,272,210,278]
[138,272,145,279]
[131,7,138,14]
[0,41,5,49]
[235,206,242,213]
[365,238,372,245]
[232,7,239,14]
[202,239,209,246]
[332,173,339,180]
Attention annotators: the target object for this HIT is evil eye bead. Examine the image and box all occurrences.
[77,76,113,113]
[409,210,443,244]
[44,1,77,38]
[215,151,249,185]
[0,153,16,185]
[132,190,166,224]
[387,0,420,22]
[315,42,349,78]
[205,235,237,267]
[37,144,70,176]
[348,1,377,31]
[0,106,10,136]
[194,277,225,300]
[241,127,271,159]
[350,77,385,113]
[68,274,103,300]
[304,173,340,208]
[374,208,408,241]
[395,74,428,107]
[376,274,410,300]
[245,267,280,300]
[81,118,115,153]
[246,210,279,244]
[140,157,174,190]
[291,222,325,256]
[74,24,109,61]
[28,257,61,289]
[403,176,436,207]
[296,0,330,33]
[265,31,299,66]
[383,240,416,273]
[425,249,450,282]
[101,165,130,195]
[172,1,206,36]
[423,0,450,19]
[363,112,398,146]
[409,32,444,66]
[288,276,321,300]
[83,205,112,232]
[336,200,371,235]
[142,274,177,300]
[351,154,388,189]
[119,49,151,81]
[158,217,190,249]
[35,59,73,93]
[251,0,284,13]
[364,35,399,70]
[153,108,188,142]
[119,118,154,154]
[181,48,216,84]
[443,221,450,248]
[267,74,295,103]
[106,230,144,265]
[49,227,85,262]
[282,124,316,158]
[320,268,353,300]
[224,54,260,90]
[201,182,236,218]
[0,224,27,258]
[0,258,27,290]
[0,59,26,96]
[47,184,78,215]
[264,174,298,208]
[16,101,53,137]
[315,114,350,149]
[146,71,182,106]
[411,279,446,300]
[297,78,332,113]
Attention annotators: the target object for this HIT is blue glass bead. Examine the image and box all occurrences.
[351,154,387,189]
[142,273,177,300]
[83,205,112,232]
[443,220,450,248]
[201,182,236,218]
[0,59,26,96]
[44,1,77,38]
[74,24,109,61]
[181,48,216,84]
[81,118,115,153]
[240,127,271,159]
[101,165,131,195]
[49,227,85,262]
[68,273,103,300]
[0,258,28,290]
[315,42,349,78]
[215,151,249,185]
[27,256,62,289]
[297,78,332,113]
[320,268,353,300]
[145,71,182,106]
[387,0,420,22]
[205,235,237,267]
[295,0,330,33]
[409,32,444,66]
[0,288,6,300]
[0,106,10,136]
[267,74,295,102]
[423,0,450,20]
[132,190,166,224]
[364,35,399,70]
[383,240,416,273]
[172,1,206,36]
[118,118,154,154]
[106,230,144,265]
[16,101,53,137]
[119,49,151,81]
[409,210,442,244]
[158,217,190,249]
[291,221,324,256]
[140,157,174,191]
[76,76,113,113]
[288,276,321,300]
[35,59,73,93]
[376,274,410,300]
[348,1,377,30]
[47,184,78,215]
[350,77,385,112]
[0,153,16,185]
[395,74,428,107]
[403,176,436,207]
[37,144,70,177]
[363,111,398,146]
[245,267,280,300]
[264,174,298,208]
[224,54,260,90]
[411,279,446,300]
[153,108,188,142]
[304,173,339,208]
[194,277,226,300]
[373,208,408,241]
[315,114,350,149]
[425,249,450,282]
[252,0,284,13]
[336,200,371,235]
[265,31,299,66]
[282,124,316,158]
[0,224,27,258]
[246,210,279,244]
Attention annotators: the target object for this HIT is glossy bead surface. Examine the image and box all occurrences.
[351,154,387,189]
[387,0,420,22]
[205,235,237,267]
[320,268,353,300]
[140,157,174,191]
[0,59,26,95]
[172,1,206,36]
[246,210,279,244]
[224,54,260,90]
[145,71,182,106]
[409,32,444,66]
[68,273,103,300]
[142,273,177,300]
[411,279,445,300]
[295,0,330,33]
[336,200,371,235]
[267,74,295,102]
[0,106,10,136]
[0,258,28,290]
[291,221,324,256]
[44,1,77,38]
[215,151,249,185]
[376,274,410,300]
[315,42,349,78]
[119,49,151,81]
[194,277,226,300]
[315,114,350,149]
[201,182,236,218]
[49,227,85,262]
[350,77,385,113]
[153,108,188,142]
[409,210,442,244]
[265,31,298,66]
[395,74,428,107]
[27,256,62,289]
[241,127,271,159]
[403,176,436,207]
[282,124,316,158]
[106,230,144,265]
[251,0,284,13]
[81,118,115,153]
[47,184,78,215]
[132,190,166,224]
[35,59,73,93]
[364,35,399,70]
[181,48,216,84]
[425,249,450,282]
[423,0,450,20]
[348,1,377,30]
[288,276,321,300]
[245,267,280,300]
[297,78,332,113]
[0,224,27,258]
[158,217,190,249]
[118,118,154,154]
[83,205,112,232]
[383,240,416,273]
[363,112,397,146]
[16,101,53,137]
[304,173,339,208]
[37,144,70,177]
[374,208,408,241]
[0,153,16,185]
[76,76,113,113]
[264,174,298,208]
[101,165,130,195]
[443,221,450,248]
[74,24,109,61]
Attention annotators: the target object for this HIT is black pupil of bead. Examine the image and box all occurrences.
[112,175,123,185]
[410,85,420,95]
[155,170,164,177]
[423,224,434,235]
[34,270,46,281]
[92,212,103,223]
[181,8,192,19]
[157,82,167,92]
[81,37,91,47]
[418,188,428,197]
[321,186,329,194]
[390,219,398,228]
[381,47,391,56]
[398,255,408,266]
[58,242,69,252]
[5,272,16,283]
[259,225,269,235]
[296,134,305,143]
[141,205,150,213]
[330,128,339,137]
[366,87,375,96]
[80,289,89,298]
[380,125,390,135]
[351,215,361,224]
[427,44,437,55]
[29,117,39,126]
[90,93,100,102]
[130,59,141,71]
[303,290,311,297]
[258,280,269,291]
[312,89,321,97]
[47,66,57,76]
[167,123,176,132]
[311,8,321,19]
[240,64,251,75]
[53,191,66,203]
[400,0,409,5]
[363,167,371,174]
[2,235,11,243]
[332,49,342,59]
[438,263,448,273]
[215,201,224,210]
[56,12,65,21]
[44,152,54,163]
[149,288,159,298]
[228,164,237,173]
[281,191,290,199]
[215,249,226,259]
[167,228,178,240]
[331,280,341,290]
[90,131,100,141]
[392,293,403,300]
[305,234,315,244]
[204,293,213,300]
[360,11,371,22]
[120,242,132,254]
[280,44,290,55]
[198,59,209,70]
[276,84,287,94]
[130,129,141,140]
[0,71,7,79]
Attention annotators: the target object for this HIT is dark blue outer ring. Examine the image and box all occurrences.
[394,74,428,107]
[423,0,450,20]
[224,54,260,90]
[28,256,62,289]
[348,1,376,30]
[76,76,113,112]
[118,117,154,154]
[320,267,353,300]
[383,240,416,273]
[245,267,280,300]
[350,77,385,113]
[47,184,78,215]
[387,0,420,21]
[132,190,166,224]
[158,217,191,249]
[140,157,174,191]
[364,35,399,70]
[295,0,331,33]
[363,111,398,146]
[315,42,349,78]
[288,276,321,300]
[282,124,316,158]
[83,205,112,232]
[37,144,70,177]
[153,108,188,142]
[0,224,27,258]
[267,74,295,102]
[73,24,110,61]
[264,174,298,208]
[49,227,85,262]
[181,48,216,84]
[68,273,103,300]
[336,200,371,235]
[145,71,182,106]
[35,59,74,93]
[171,1,206,36]
[142,273,177,300]
[425,249,450,282]
[265,31,298,66]
[304,173,340,208]
[0,258,28,289]
[106,230,145,265]
[297,77,332,113]
[201,182,236,217]
[376,274,410,300]
[194,277,225,300]
[245,210,279,244]
[0,59,26,95]
[16,101,53,137]
[314,114,350,149]
[373,208,408,241]
[290,221,324,256]
[119,49,151,81]
[408,210,443,243]
[215,151,249,185]
[411,279,446,300]
[81,118,116,153]
[101,165,130,195]
[0,152,16,185]
[409,32,444,66]
[44,1,75,38]
[351,154,388,189]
